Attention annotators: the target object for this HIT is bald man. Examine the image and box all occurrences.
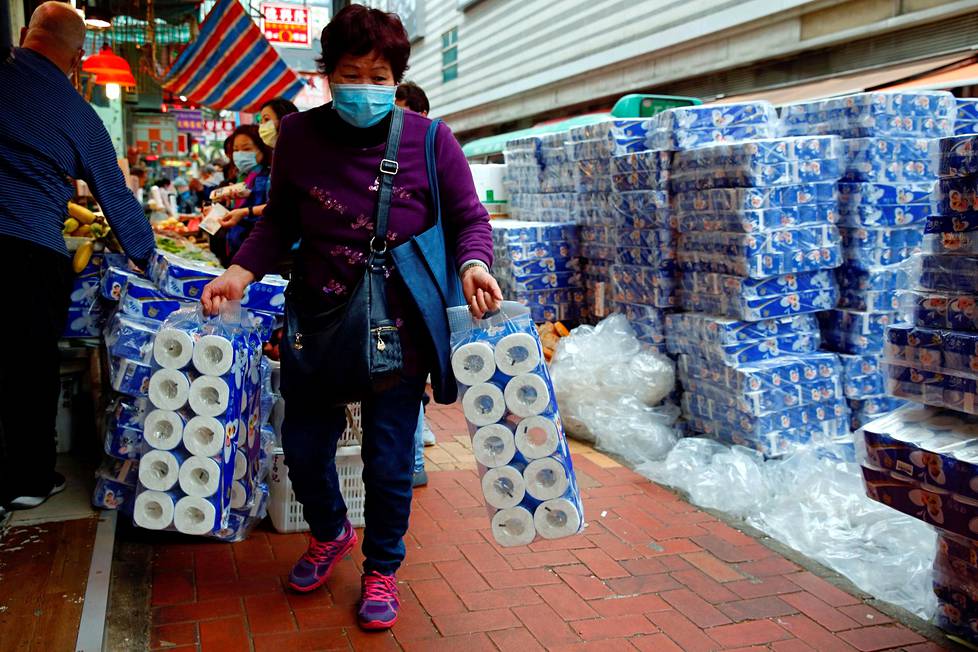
[0,2,155,513]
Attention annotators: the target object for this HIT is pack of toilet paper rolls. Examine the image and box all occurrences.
[148,251,287,315]
[448,301,584,547]
[131,303,269,539]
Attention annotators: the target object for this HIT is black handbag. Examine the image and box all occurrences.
[281,107,405,405]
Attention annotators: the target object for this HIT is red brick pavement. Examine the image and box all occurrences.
[148,403,946,651]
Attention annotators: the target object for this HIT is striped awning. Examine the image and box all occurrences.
[163,0,305,113]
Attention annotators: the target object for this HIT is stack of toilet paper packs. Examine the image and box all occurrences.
[855,129,978,645]
[491,221,583,324]
[448,302,584,547]
[63,250,111,338]
[956,99,978,136]
[782,91,957,429]
[92,250,284,542]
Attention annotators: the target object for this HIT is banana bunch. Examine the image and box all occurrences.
[64,201,113,273]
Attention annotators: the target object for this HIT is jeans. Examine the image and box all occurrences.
[413,404,425,474]
[282,373,427,575]
[0,237,73,503]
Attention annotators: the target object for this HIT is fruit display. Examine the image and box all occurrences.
[537,321,570,362]
[64,201,111,240]
[153,217,194,237]
[155,235,220,266]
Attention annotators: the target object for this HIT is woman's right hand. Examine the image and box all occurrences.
[201,264,255,315]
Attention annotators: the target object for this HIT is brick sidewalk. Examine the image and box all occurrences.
[148,403,947,652]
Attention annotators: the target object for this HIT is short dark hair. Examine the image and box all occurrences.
[260,97,299,121]
[156,177,171,188]
[317,4,410,82]
[396,82,429,114]
[230,124,274,165]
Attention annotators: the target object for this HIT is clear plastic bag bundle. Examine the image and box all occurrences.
[449,302,584,546]
[130,303,271,541]
[548,314,677,464]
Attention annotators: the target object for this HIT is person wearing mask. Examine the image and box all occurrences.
[208,124,272,267]
[188,178,205,211]
[394,81,437,488]
[148,178,177,221]
[174,177,195,214]
[200,4,500,630]
[0,2,155,514]
[258,97,299,148]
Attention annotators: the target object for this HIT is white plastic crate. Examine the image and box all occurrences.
[268,405,365,533]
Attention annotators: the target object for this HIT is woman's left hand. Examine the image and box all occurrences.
[219,208,248,228]
[462,266,503,318]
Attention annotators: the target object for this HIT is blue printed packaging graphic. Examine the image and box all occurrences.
[932,176,978,217]
[844,370,888,398]
[679,226,840,259]
[667,329,820,365]
[655,102,778,131]
[838,203,931,228]
[838,287,900,312]
[93,478,135,512]
[936,134,978,179]
[502,240,580,262]
[612,170,668,192]
[818,309,897,337]
[510,256,581,276]
[909,291,978,332]
[671,136,842,172]
[611,150,671,175]
[677,352,841,400]
[617,246,676,270]
[104,313,161,364]
[101,266,144,301]
[679,243,843,279]
[494,221,579,243]
[683,392,848,436]
[69,276,100,310]
[840,225,924,253]
[109,357,153,398]
[837,266,908,291]
[837,182,933,206]
[64,303,105,338]
[120,277,191,323]
[104,420,142,460]
[958,98,978,123]
[668,159,842,193]
[675,203,838,234]
[674,183,838,214]
[617,228,674,250]
[665,312,819,346]
[679,373,842,417]
[611,265,677,308]
[649,124,778,151]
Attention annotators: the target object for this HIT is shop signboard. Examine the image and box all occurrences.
[203,119,236,141]
[133,114,178,156]
[261,3,311,48]
[172,109,205,136]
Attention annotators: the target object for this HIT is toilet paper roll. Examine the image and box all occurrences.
[153,328,195,370]
[481,465,526,509]
[515,416,560,459]
[138,449,185,491]
[523,457,571,501]
[504,374,551,418]
[451,342,497,386]
[183,415,226,458]
[534,498,582,540]
[173,495,218,536]
[143,410,185,451]
[462,383,506,427]
[491,506,537,547]
[148,369,191,411]
[178,455,223,497]
[193,334,235,377]
[230,480,249,509]
[472,424,516,468]
[233,448,248,481]
[495,333,541,376]
[189,376,231,418]
[133,490,177,530]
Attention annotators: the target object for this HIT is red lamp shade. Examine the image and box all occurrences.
[82,45,134,81]
[95,69,137,88]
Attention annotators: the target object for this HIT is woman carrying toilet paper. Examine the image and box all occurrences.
[198,4,500,633]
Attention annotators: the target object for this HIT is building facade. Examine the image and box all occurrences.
[387,0,978,138]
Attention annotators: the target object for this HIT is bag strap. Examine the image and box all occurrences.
[372,106,404,251]
[425,118,443,226]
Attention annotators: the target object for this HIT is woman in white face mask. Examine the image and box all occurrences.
[207,124,272,267]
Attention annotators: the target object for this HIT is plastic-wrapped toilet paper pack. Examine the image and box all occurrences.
[694,416,850,458]
[819,309,900,355]
[609,190,670,229]
[675,203,838,234]
[101,265,144,302]
[678,363,842,416]
[679,270,838,321]
[666,312,821,365]
[63,302,107,338]
[669,159,843,193]
[781,91,956,138]
[104,313,161,364]
[932,176,978,219]
[956,98,978,129]
[110,357,153,398]
[120,276,193,323]
[610,265,677,308]
[213,482,270,543]
[656,102,780,131]
[841,137,936,183]
[93,477,135,511]
[679,226,840,259]
[650,124,777,152]
[449,301,583,546]
[148,252,287,315]
[674,182,837,214]
[838,202,931,229]
[906,290,978,332]
[935,134,978,179]
[849,396,907,430]
[677,240,843,279]
[678,136,844,168]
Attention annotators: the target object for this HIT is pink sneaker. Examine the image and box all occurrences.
[287,520,357,593]
[357,570,399,630]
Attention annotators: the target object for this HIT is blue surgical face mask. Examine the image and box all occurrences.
[330,83,396,128]
[233,151,259,175]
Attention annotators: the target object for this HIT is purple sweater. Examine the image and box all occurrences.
[233,105,493,374]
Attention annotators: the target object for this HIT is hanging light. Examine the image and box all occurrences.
[83,43,133,77]
[104,83,121,100]
[80,1,113,29]
[94,68,137,88]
